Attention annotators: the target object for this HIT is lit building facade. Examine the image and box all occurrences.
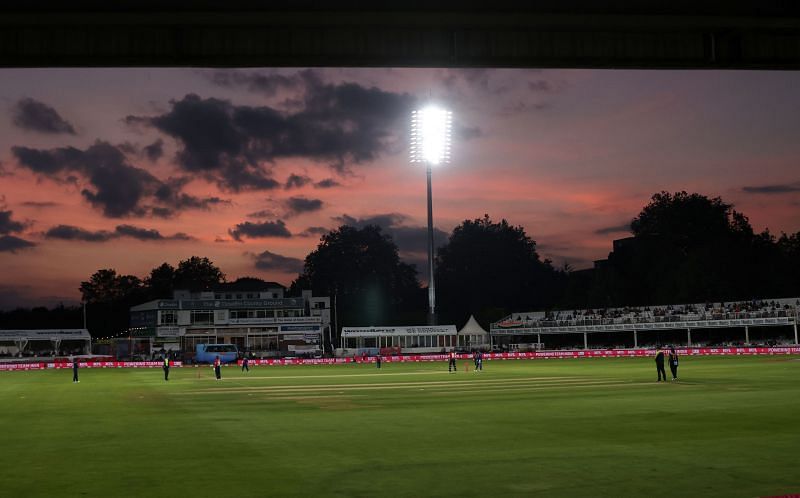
[129,283,330,359]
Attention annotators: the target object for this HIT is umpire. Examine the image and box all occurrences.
[163,356,170,381]
[655,346,667,382]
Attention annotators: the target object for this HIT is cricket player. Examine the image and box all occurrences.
[213,356,222,380]
[668,346,679,381]
[655,346,667,382]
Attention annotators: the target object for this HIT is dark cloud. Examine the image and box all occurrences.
[229,220,292,241]
[594,223,631,235]
[12,98,76,135]
[299,226,330,237]
[83,165,156,218]
[114,224,193,241]
[117,141,139,156]
[0,208,34,251]
[13,141,158,217]
[126,95,282,192]
[0,210,26,235]
[150,207,174,218]
[206,70,299,97]
[12,141,227,218]
[127,72,415,189]
[0,235,35,253]
[153,177,230,213]
[143,139,164,162]
[314,178,340,189]
[285,197,323,217]
[332,213,449,269]
[247,209,276,219]
[44,225,115,242]
[440,68,491,94]
[250,249,304,274]
[334,213,407,229]
[20,201,59,208]
[285,173,312,189]
[742,182,800,194]
[117,139,163,162]
[44,224,194,242]
[12,144,84,175]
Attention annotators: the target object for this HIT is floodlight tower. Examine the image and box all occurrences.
[411,106,452,325]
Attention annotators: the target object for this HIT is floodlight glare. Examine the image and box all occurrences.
[410,106,452,165]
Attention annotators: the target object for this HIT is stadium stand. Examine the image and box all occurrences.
[491,298,800,349]
[497,299,798,328]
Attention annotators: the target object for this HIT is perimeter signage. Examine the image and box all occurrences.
[341,325,457,338]
[156,298,304,310]
[0,329,91,340]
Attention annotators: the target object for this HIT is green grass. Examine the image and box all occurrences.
[1,356,799,497]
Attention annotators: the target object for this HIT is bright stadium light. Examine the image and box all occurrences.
[410,106,452,165]
[410,105,453,325]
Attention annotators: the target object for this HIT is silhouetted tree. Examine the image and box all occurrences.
[290,225,422,336]
[174,256,225,291]
[79,269,145,337]
[435,215,563,326]
[80,269,143,304]
[584,191,798,306]
[144,262,175,299]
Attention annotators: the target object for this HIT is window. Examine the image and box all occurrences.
[190,310,214,325]
[206,344,237,353]
[159,310,177,325]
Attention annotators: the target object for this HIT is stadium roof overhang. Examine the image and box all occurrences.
[490,316,794,335]
[2,1,800,69]
[0,329,91,342]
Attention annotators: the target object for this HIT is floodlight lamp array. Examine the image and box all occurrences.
[410,106,452,165]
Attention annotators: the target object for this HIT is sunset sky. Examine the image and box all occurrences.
[1,68,799,309]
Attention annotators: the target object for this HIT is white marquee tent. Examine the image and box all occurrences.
[457,315,490,350]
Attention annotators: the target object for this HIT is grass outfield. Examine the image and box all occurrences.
[1,356,799,497]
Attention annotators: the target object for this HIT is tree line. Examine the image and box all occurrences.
[1,191,798,337]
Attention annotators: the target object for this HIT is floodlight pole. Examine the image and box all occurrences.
[412,105,450,326]
[426,163,436,325]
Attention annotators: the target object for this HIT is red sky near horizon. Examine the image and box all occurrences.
[1,68,799,309]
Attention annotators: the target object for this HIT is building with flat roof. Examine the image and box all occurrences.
[129,284,330,360]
